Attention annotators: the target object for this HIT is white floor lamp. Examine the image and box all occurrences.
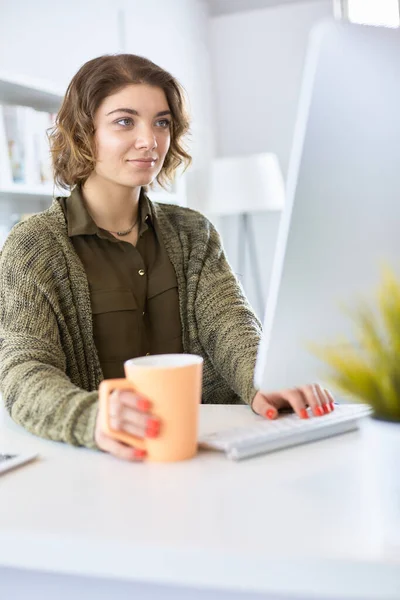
[208,153,285,316]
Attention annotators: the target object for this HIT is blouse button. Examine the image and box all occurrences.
[138,269,145,276]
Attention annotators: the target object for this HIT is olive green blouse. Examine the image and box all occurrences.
[60,186,183,379]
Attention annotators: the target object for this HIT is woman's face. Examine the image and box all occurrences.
[91,83,171,188]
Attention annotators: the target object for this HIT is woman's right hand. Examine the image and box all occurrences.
[95,390,160,461]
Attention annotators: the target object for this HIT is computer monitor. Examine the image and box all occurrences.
[254,20,400,394]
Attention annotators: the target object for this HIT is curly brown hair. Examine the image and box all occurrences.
[48,54,192,191]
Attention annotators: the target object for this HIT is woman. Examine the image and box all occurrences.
[0,54,333,461]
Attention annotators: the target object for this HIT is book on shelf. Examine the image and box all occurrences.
[0,212,40,251]
[0,104,56,188]
[0,106,12,186]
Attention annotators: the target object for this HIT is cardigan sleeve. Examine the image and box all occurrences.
[194,220,262,405]
[0,231,99,449]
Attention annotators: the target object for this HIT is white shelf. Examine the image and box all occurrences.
[0,184,67,203]
[148,175,187,207]
[0,71,63,112]
[0,185,185,205]
[149,190,186,206]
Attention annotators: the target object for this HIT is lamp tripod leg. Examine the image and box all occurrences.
[246,214,264,318]
[238,213,246,287]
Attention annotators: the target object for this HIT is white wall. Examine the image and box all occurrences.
[209,1,333,317]
[0,0,120,90]
[210,0,332,178]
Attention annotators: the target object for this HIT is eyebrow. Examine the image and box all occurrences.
[106,108,171,117]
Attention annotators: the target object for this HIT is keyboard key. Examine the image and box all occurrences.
[199,404,372,460]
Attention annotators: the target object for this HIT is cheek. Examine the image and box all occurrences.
[95,131,127,159]
[158,133,171,158]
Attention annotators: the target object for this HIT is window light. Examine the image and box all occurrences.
[347,0,400,28]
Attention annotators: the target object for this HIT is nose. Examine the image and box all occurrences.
[134,123,157,151]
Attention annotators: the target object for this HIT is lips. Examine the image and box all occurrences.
[126,158,157,170]
[127,158,157,163]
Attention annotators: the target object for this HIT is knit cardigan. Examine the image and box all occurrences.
[0,198,262,449]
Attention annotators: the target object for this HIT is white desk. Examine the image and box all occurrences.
[0,404,399,600]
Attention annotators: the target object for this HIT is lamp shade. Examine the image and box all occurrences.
[208,152,285,216]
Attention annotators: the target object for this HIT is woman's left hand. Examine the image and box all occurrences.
[251,384,335,420]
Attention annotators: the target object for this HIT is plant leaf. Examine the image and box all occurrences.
[378,265,400,356]
[309,342,382,406]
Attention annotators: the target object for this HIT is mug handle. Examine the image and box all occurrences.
[98,378,146,450]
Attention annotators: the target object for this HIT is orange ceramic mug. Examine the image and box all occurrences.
[99,354,203,462]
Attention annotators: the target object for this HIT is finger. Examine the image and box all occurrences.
[109,392,160,435]
[251,392,280,419]
[98,433,147,462]
[119,405,160,431]
[252,390,310,420]
[323,387,336,411]
[253,392,302,420]
[279,388,309,420]
[118,390,152,412]
[109,416,160,440]
[252,389,297,418]
[108,418,144,439]
[299,385,325,417]
[119,406,160,437]
[315,384,332,414]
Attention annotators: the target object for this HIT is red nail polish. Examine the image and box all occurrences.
[322,404,330,414]
[133,448,146,459]
[137,398,151,412]
[147,417,160,429]
[330,402,335,411]
[313,406,324,417]
[300,408,309,419]
[146,427,159,438]
[266,409,276,420]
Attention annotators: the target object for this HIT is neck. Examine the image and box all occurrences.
[81,175,141,232]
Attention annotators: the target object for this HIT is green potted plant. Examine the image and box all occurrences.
[310,266,400,555]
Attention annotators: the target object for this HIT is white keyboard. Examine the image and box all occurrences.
[199,403,372,460]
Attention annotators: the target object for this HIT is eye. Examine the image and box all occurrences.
[116,117,133,127]
[156,119,171,129]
